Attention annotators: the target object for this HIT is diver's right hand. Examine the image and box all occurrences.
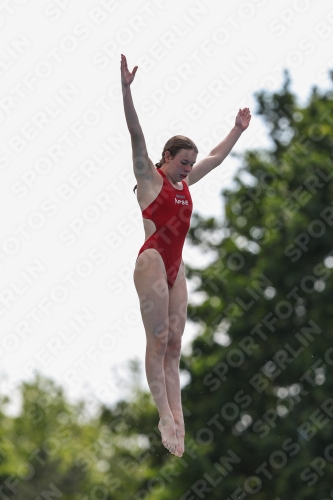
[120,54,138,87]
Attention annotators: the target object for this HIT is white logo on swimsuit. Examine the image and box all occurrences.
[175,196,189,205]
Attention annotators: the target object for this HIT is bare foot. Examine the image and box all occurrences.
[158,414,178,455]
[174,418,185,457]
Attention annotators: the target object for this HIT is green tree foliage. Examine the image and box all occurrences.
[172,71,333,499]
[0,374,149,499]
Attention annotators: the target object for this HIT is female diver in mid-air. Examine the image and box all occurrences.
[121,54,251,457]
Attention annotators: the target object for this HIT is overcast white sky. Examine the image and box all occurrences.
[1,0,332,417]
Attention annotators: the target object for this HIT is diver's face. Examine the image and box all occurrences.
[171,149,197,180]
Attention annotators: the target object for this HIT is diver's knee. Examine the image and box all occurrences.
[166,339,182,358]
[149,328,169,356]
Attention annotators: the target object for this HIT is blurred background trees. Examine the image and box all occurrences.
[1,71,333,499]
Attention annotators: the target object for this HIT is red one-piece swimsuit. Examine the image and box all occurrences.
[136,168,193,288]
